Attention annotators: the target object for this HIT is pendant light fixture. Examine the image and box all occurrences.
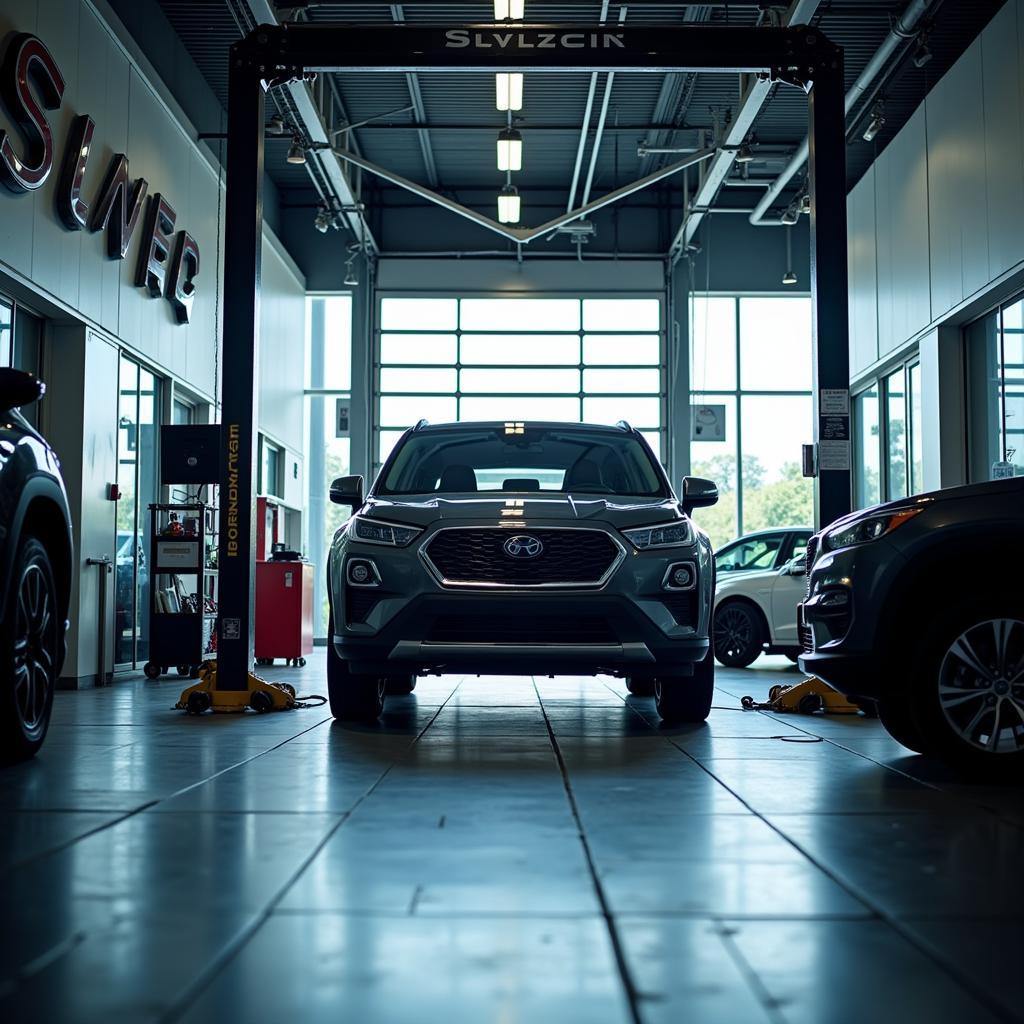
[495,73,523,111]
[783,225,797,286]
[497,128,523,172]
[497,184,521,224]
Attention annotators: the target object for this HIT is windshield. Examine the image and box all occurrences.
[378,426,669,497]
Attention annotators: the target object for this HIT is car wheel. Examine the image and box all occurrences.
[654,647,715,723]
[713,601,764,668]
[385,674,417,695]
[326,612,385,721]
[876,693,933,754]
[0,537,59,762]
[911,606,1024,772]
[625,677,655,696]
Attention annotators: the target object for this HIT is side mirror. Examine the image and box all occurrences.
[785,558,806,576]
[681,476,719,514]
[329,474,364,507]
[0,368,45,412]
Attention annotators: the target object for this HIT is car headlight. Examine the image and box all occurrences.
[822,508,921,552]
[350,515,422,547]
[622,521,692,550]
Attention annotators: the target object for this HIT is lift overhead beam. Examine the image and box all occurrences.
[215,20,852,688]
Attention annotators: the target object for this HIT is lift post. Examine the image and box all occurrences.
[211,21,852,688]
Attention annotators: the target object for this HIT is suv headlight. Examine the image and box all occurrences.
[822,508,921,552]
[622,521,692,550]
[350,515,422,547]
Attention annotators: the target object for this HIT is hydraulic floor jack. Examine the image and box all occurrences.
[174,662,302,714]
[741,677,864,715]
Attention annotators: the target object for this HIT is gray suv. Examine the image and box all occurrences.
[326,421,718,723]
[800,476,1024,770]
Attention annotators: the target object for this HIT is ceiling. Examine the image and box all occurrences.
[154,0,1004,255]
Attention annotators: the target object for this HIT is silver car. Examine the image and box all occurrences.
[326,420,718,723]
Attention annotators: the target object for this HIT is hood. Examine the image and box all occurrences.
[363,493,684,530]
[823,475,1024,534]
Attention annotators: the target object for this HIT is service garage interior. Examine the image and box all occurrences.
[0,0,1021,1020]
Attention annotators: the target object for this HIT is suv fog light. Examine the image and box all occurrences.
[819,590,849,608]
[662,561,697,591]
[347,559,381,587]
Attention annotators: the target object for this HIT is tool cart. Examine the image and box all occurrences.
[143,503,218,680]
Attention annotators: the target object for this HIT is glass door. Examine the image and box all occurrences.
[115,355,161,669]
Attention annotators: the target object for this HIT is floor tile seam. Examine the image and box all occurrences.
[656,732,1020,1023]
[601,685,1022,1021]
[533,678,645,1024]
[156,678,464,1024]
[269,907,606,919]
[714,683,1013,820]
[2,802,159,873]
[712,920,791,1024]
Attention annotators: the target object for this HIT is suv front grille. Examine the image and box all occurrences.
[426,614,617,644]
[423,528,621,587]
[800,534,820,652]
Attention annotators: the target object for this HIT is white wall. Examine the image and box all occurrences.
[0,0,308,683]
[847,0,1024,379]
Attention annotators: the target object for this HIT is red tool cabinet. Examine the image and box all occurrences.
[255,560,314,666]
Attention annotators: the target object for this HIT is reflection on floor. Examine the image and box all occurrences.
[1,657,1021,1023]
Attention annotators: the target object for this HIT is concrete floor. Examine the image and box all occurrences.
[1,658,1021,1024]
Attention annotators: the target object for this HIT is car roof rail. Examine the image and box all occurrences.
[614,420,633,432]
[413,418,430,431]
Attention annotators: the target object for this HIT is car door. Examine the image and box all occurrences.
[769,561,806,643]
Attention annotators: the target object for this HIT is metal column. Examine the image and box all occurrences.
[808,54,852,529]
[216,50,266,687]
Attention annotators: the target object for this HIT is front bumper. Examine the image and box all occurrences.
[333,592,710,677]
[797,538,905,697]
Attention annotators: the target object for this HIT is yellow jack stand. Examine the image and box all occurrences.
[741,677,861,715]
[175,662,298,715]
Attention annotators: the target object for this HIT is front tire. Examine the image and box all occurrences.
[326,612,385,721]
[655,646,715,723]
[0,537,60,762]
[910,605,1024,772]
[385,674,417,695]
[713,601,765,668]
[625,677,656,696]
[876,693,932,754]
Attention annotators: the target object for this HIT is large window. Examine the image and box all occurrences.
[967,294,1024,480]
[305,295,353,636]
[852,358,923,510]
[689,295,814,547]
[376,296,663,467]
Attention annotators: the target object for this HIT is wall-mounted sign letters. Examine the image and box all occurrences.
[0,32,201,323]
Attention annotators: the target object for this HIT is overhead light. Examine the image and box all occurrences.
[912,33,933,69]
[780,198,801,226]
[862,101,885,143]
[266,115,287,136]
[286,136,306,164]
[800,193,811,214]
[783,225,797,286]
[735,142,754,164]
[496,73,523,112]
[497,184,521,224]
[314,205,330,233]
[494,0,525,18]
[497,128,523,172]
[344,258,359,287]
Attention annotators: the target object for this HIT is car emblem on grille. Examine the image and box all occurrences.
[503,534,543,559]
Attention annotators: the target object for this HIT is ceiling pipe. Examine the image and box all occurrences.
[566,0,610,212]
[667,0,821,262]
[749,0,932,226]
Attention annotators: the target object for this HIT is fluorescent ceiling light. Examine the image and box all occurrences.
[497,184,521,224]
[496,73,523,112]
[497,129,523,172]
[494,0,525,18]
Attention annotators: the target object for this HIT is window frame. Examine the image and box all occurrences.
[373,292,666,470]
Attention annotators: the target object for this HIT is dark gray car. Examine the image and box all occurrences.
[799,477,1024,770]
[326,421,718,723]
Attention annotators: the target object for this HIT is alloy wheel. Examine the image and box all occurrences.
[937,618,1024,755]
[715,606,753,660]
[13,561,56,739]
